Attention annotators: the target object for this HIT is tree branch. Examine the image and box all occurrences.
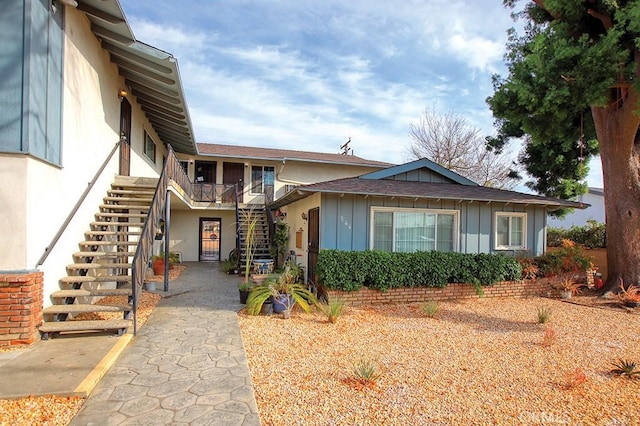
[586,8,613,30]
[532,0,560,19]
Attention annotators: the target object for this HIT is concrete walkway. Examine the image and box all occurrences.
[70,262,261,425]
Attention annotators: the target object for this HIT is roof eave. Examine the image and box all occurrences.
[83,0,198,155]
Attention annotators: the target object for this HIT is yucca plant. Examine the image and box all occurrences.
[352,358,381,385]
[321,297,345,323]
[420,301,440,318]
[610,359,640,380]
[536,306,552,324]
[245,266,317,317]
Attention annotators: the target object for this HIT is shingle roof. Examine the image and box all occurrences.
[196,143,393,168]
[270,177,588,210]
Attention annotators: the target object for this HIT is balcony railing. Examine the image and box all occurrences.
[192,183,237,203]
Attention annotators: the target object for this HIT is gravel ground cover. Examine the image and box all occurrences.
[0,290,164,425]
[239,297,640,425]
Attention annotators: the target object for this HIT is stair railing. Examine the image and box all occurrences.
[234,183,241,258]
[35,140,121,268]
[131,144,191,334]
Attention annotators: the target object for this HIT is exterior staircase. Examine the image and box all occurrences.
[238,207,272,267]
[39,176,157,340]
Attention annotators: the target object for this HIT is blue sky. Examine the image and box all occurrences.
[119,0,603,188]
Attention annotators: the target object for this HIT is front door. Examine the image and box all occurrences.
[119,98,131,176]
[307,207,320,283]
[199,218,221,261]
[223,162,244,203]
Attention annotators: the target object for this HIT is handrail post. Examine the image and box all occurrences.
[163,189,170,292]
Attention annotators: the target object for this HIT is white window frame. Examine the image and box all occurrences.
[143,130,156,164]
[494,212,527,250]
[250,165,275,195]
[369,206,460,253]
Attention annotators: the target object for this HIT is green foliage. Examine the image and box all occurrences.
[488,1,639,199]
[420,301,440,318]
[239,208,261,283]
[548,221,606,248]
[320,297,345,323]
[610,359,640,380]
[351,358,381,384]
[222,258,238,274]
[534,240,592,277]
[245,265,318,316]
[536,306,552,324]
[316,250,522,292]
[273,220,289,266]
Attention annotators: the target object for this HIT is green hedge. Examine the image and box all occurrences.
[316,250,522,292]
[547,220,606,248]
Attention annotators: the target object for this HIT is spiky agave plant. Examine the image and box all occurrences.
[610,359,640,380]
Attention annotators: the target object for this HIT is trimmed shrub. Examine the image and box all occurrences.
[315,250,522,292]
[547,220,606,249]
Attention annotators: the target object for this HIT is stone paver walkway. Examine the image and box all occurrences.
[71,262,261,425]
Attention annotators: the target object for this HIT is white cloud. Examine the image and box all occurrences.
[119,1,601,186]
[447,33,505,73]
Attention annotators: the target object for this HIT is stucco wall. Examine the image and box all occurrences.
[0,7,165,308]
[169,209,237,262]
[174,154,382,205]
[547,189,605,228]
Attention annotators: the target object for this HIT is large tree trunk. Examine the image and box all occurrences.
[591,88,640,293]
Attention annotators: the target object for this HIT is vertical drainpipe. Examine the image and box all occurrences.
[164,190,171,292]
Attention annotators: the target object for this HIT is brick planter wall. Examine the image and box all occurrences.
[0,271,44,347]
[326,279,556,306]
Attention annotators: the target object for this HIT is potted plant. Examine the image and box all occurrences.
[554,275,583,300]
[150,252,180,275]
[222,258,238,275]
[618,280,640,308]
[245,266,317,318]
[238,281,252,304]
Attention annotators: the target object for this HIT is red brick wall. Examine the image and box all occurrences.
[0,272,44,347]
[327,279,556,306]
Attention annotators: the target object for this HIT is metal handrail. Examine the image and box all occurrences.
[131,145,184,333]
[131,145,239,333]
[235,183,241,257]
[35,140,121,268]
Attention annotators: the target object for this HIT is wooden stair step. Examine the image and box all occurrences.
[96,212,147,219]
[90,221,142,228]
[67,263,132,270]
[85,230,141,237]
[104,195,153,202]
[61,275,131,283]
[108,189,155,195]
[39,319,131,337]
[100,203,151,210]
[73,251,135,258]
[44,304,132,315]
[79,240,139,246]
[52,288,132,298]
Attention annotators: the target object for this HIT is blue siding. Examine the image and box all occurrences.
[319,193,549,255]
[0,0,64,164]
[386,168,451,183]
[0,0,25,150]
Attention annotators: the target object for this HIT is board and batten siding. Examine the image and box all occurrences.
[384,169,455,184]
[319,193,547,256]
